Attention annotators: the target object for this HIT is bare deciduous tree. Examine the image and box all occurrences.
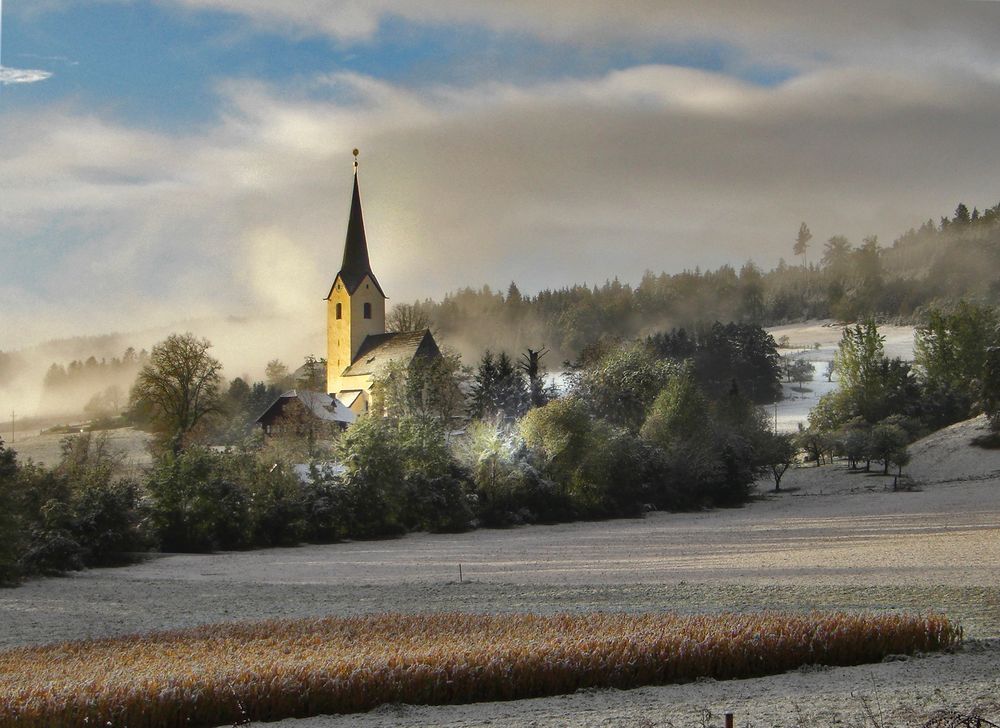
[386,303,432,333]
[130,333,223,454]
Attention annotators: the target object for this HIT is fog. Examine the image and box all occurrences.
[0,314,321,421]
[3,1,1000,418]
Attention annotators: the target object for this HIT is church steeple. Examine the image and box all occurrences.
[329,151,385,298]
[326,149,388,396]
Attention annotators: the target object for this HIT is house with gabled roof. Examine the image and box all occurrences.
[255,390,355,435]
[324,152,442,415]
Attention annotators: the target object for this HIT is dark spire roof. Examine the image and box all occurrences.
[327,166,385,298]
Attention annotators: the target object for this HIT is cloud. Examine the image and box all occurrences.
[0,66,53,84]
[3,58,1000,370]
[164,1,1000,71]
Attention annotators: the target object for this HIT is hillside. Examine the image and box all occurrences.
[908,414,1000,484]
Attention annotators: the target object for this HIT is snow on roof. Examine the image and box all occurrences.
[297,390,356,423]
[255,389,356,424]
[338,389,364,408]
[341,329,439,377]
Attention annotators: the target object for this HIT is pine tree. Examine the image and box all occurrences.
[793,222,812,267]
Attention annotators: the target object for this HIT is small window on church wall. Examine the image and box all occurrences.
[364,302,372,319]
[336,303,342,319]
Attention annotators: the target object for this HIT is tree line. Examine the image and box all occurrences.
[0,322,789,582]
[389,201,1000,362]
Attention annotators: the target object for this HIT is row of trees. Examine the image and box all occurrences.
[1,323,790,581]
[393,201,1000,362]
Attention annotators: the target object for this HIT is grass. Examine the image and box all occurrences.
[0,611,960,728]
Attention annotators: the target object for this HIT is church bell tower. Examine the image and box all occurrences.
[325,151,387,395]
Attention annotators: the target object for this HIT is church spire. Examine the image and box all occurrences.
[329,150,385,297]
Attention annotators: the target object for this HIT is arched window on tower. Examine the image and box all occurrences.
[364,302,372,319]
[335,303,342,320]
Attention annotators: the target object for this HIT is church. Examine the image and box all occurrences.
[324,153,441,416]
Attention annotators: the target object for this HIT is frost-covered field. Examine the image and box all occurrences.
[3,417,1000,726]
[8,321,999,726]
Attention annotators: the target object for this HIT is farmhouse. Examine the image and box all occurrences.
[255,390,355,436]
[324,153,442,415]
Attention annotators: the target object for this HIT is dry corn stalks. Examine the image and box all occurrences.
[0,611,960,728]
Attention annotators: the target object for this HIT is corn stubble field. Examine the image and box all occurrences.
[0,611,960,728]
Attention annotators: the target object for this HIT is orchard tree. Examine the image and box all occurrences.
[786,359,814,390]
[130,333,223,455]
[757,430,797,492]
[868,420,909,476]
[795,424,828,467]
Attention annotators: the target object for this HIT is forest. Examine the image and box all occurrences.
[406,201,1000,362]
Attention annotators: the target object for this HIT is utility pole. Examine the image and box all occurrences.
[9,410,14,444]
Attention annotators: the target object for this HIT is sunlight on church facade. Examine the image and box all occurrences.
[325,153,440,415]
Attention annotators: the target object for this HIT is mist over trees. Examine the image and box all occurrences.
[389,201,1000,363]
[5,198,999,428]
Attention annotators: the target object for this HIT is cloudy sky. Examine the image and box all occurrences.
[2,1,1000,352]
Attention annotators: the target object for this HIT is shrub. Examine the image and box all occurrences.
[335,416,408,538]
[396,416,474,533]
[572,343,677,430]
[639,372,763,509]
[459,420,566,526]
[639,369,710,449]
[208,453,309,548]
[983,345,1000,431]
[71,477,146,565]
[0,439,23,584]
[299,464,349,543]
[10,435,148,574]
[145,449,251,552]
[334,414,474,537]
[521,398,667,518]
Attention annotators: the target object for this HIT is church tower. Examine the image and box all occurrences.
[325,152,387,396]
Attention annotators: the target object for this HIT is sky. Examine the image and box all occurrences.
[3,1,1000,356]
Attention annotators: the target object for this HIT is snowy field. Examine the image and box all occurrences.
[3,416,1000,726]
[768,320,916,433]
